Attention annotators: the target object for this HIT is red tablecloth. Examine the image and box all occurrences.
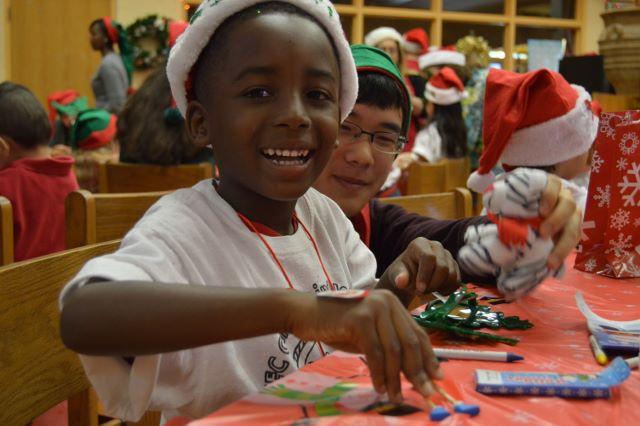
[183,256,640,425]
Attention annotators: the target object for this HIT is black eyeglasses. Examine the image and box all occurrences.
[338,120,406,155]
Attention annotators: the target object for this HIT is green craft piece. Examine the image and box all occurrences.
[261,382,358,416]
[413,286,533,345]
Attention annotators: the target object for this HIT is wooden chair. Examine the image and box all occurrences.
[0,241,119,425]
[98,162,213,193]
[406,161,447,195]
[66,190,169,249]
[443,157,470,190]
[379,188,474,220]
[0,196,13,266]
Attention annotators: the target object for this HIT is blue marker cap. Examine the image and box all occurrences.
[507,353,524,362]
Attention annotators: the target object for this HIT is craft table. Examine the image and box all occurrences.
[176,256,640,425]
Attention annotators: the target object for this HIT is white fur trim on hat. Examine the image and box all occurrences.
[167,0,358,122]
[418,50,465,70]
[467,170,496,193]
[424,82,466,105]
[364,27,403,48]
[501,85,599,167]
[402,40,423,54]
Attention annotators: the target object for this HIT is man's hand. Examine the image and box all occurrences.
[538,174,582,270]
[290,290,443,403]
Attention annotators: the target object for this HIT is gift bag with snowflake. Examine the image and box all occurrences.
[575,110,640,277]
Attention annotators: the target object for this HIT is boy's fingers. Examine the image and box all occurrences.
[548,209,582,270]
[376,312,403,403]
[416,324,443,381]
[390,304,433,397]
[539,174,561,217]
[360,325,386,395]
[394,270,410,290]
[540,187,577,238]
[424,249,449,293]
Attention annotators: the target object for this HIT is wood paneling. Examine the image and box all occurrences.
[10,0,112,106]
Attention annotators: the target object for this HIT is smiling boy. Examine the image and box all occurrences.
[314,45,581,287]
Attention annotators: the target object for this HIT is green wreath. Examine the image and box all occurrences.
[127,14,169,70]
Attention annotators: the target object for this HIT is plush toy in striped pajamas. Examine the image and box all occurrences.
[459,168,564,299]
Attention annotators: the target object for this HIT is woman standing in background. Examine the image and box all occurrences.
[89,17,133,113]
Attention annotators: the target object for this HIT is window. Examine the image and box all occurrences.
[517,0,576,19]
[364,0,431,9]
[443,0,504,14]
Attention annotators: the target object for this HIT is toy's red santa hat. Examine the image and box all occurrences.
[402,28,429,55]
[168,20,188,48]
[425,67,465,105]
[418,45,465,70]
[467,68,601,193]
[364,27,403,48]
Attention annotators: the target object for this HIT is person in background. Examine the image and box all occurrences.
[456,35,491,170]
[117,64,214,165]
[69,108,119,192]
[313,45,581,282]
[418,45,468,82]
[0,82,79,261]
[117,19,212,166]
[89,17,134,113]
[402,28,429,97]
[47,89,89,148]
[395,67,467,170]
[467,68,601,214]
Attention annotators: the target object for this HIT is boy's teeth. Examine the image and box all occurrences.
[267,148,275,155]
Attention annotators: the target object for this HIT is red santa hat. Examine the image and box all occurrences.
[402,28,429,55]
[467,68,601,193]
[364,27,403,48]
[425,67,465,105]
[168,20,188,48]
[418,45,465,70]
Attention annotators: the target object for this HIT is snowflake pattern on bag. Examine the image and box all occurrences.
[576,110,640,277]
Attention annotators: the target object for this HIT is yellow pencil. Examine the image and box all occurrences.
[589,335,608,365]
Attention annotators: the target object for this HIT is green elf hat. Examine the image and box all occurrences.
[167,0,357,121]
[51,97,89,119]
[350,44,412,136]
[47,89,88,124]
[70,109,117,150]
[102,16,134,85]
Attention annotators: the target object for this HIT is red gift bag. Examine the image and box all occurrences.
[576,110,640,277]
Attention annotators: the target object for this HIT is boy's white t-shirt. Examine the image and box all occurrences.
[59,180,378,421]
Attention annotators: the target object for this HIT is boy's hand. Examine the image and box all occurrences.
[538,174,582,270]
[290,290,442,403]
[379,237,461,299]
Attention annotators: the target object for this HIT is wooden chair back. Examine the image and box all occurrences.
[443,157,470,190]
[66,190,169,249]
[406,161,447,195]
[0,196,13,266]
[379,188,474,220]
[0,241,120,425]
[98,162,213,193]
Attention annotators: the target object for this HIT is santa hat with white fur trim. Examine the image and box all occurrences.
[364,26,403,48]
[467,68,601,193]
[166,0,358,121]
[418,45,465,70]
[425,67,465,105]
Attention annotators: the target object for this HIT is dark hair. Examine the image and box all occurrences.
[356,71,408,135]
[430,102,467,158]
[90,18,113,49]
[192,1,340,103]
[117,65,204,165]
[0,82,51,148]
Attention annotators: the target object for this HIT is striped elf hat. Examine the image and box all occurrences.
[70,109,117,150]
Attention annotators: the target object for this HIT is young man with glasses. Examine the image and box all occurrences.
[314,45,581,289]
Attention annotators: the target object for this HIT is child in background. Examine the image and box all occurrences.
[60,1,447,421]
[396,66,467,170]
[418,45,467,81]
[69,108,119,192]
[0,82,79,261]
[47,89,89,148]
[467,68,600,213]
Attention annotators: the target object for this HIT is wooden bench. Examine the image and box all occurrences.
[98,162,213,193]
[379,188,473,220]
[66,190,169,249]
[0,196,13,266]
